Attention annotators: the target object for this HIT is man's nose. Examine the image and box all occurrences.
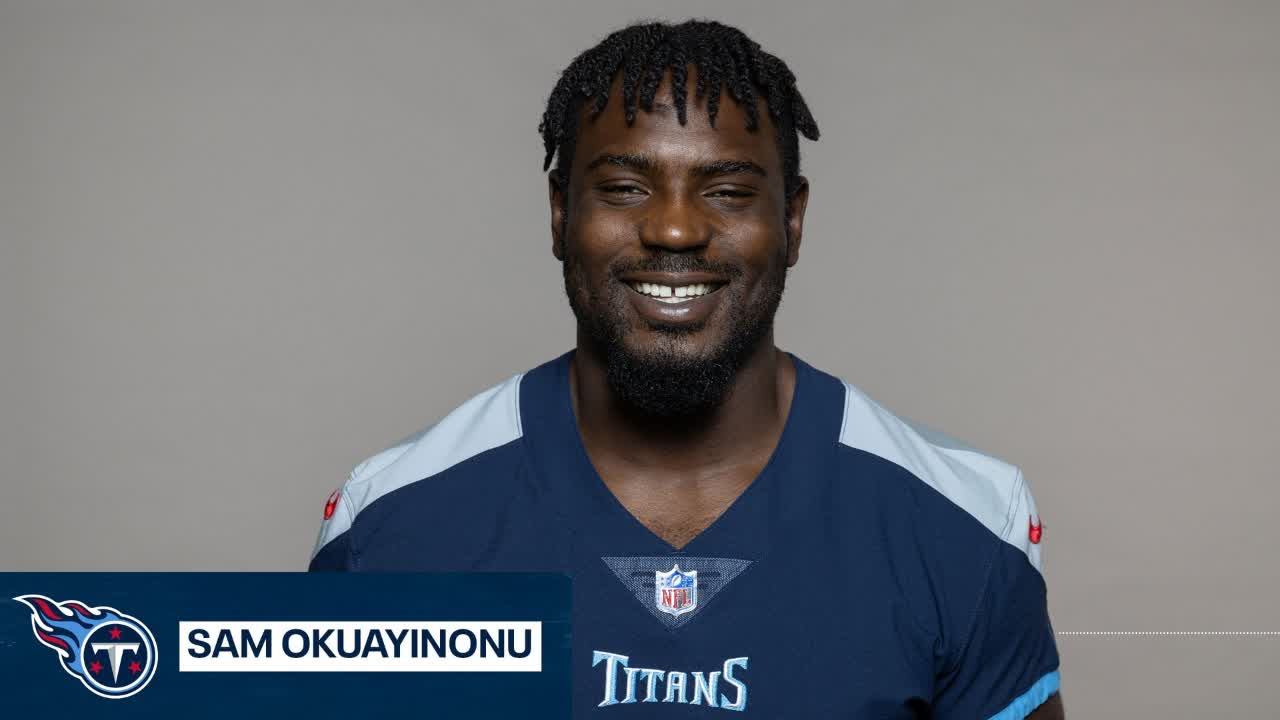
[639,196,711,251]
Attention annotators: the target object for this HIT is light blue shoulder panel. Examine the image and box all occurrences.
[310,372,525,558]
[838,381,1044,575]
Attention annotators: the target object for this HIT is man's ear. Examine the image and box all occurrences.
[549,170,568,261]
[785,176,810,267]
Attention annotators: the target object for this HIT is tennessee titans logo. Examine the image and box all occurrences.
[655,564,698,617]
[13,595,158,699]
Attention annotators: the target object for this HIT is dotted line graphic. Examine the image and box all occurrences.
[1057,631,1280,636]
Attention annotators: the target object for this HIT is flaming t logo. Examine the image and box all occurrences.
[13,595,158,699]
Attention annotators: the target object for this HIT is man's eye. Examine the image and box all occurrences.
[706,188,755,199]
[601,185,645,195]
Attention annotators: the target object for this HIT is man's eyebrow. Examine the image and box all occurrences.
[583,153,768,179]
[693,159,768,178]
[585,152,656,173]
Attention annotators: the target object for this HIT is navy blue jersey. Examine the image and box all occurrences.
[309,352,1060,718]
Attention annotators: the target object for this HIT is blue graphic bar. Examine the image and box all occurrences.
[0,573,570,719]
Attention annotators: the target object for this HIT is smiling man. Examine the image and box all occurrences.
[309,19,1063,719]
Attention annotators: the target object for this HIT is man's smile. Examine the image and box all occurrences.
[619,277,729,326]
[611,269,730,326]
[627,281,723,303]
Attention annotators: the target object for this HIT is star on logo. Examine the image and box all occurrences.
[108,625,122,640]
[128,660,142,675]
[89,660,103,674]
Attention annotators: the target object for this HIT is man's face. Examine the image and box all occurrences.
[551,70,808,417]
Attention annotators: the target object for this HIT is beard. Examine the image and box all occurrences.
[563,245,787,419]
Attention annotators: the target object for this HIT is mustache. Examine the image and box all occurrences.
[609,255,744,280]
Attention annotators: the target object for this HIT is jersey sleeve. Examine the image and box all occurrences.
[308,531,353,571]
[932,478,1060,719]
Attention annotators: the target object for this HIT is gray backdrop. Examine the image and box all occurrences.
[2,1,1277,716]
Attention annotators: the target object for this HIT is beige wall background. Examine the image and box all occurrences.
[2,1,1277,715]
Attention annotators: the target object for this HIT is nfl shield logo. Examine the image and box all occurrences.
[655,564,698,617]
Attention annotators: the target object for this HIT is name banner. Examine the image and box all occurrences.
[178,621,542,672]
[0,572,570,718]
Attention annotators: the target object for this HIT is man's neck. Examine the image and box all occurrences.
[568,337,796,477]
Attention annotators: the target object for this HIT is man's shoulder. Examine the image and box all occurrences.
[827,373,1042,573]
[311,370,529,559]
[346,372,526,503]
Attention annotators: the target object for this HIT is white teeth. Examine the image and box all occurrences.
[629,282,721,300]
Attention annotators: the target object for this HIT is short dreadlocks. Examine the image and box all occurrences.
[538,19,820,202]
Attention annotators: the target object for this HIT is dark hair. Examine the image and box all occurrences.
[538,19,820,201]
